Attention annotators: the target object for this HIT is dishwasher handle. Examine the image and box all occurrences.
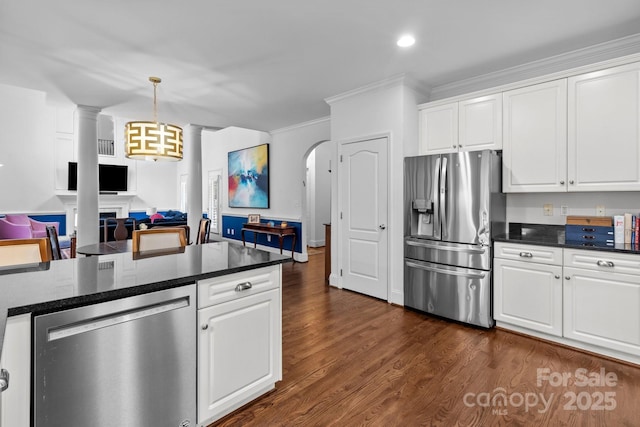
[0,368,9,393]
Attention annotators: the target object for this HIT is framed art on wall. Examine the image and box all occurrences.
[228,143,270,208]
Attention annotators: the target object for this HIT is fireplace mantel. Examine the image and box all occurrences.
[56,191,138,235]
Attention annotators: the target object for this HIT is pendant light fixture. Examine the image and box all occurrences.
[125,77,183,161]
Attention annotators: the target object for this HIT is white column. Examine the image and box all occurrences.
[184,124,203,243]
[76,105,101,247]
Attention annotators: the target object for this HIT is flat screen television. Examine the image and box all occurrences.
[68,162,128,192]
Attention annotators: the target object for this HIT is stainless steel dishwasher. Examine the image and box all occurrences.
[34,284,196,427]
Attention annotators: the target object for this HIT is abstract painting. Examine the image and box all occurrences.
[228,143,269,208]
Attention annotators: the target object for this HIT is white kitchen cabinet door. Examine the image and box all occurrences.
[418,102,458,154]
[0,314,31,427]
[503,80,568,192]
[563,267,640,356]
[494,258,563,336]
[458,93,502,152]
[568,61,640,191]
[197,288,282,425]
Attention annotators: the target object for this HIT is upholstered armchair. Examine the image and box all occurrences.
[0,218,33,239]
[3,214,59,238]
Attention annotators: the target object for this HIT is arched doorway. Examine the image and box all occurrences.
[301,139,332,259]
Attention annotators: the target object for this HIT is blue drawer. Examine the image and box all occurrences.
[565,225,614,239]
[565,239,614,248]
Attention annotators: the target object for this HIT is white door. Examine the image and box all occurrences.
[338,137,388,300]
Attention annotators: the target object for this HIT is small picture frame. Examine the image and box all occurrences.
[248,214,261,224]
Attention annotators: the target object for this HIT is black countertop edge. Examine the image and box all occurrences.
[6,259,290,318]
[494,223,640,255]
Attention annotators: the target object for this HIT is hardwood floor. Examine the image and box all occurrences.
[211,252,640,426]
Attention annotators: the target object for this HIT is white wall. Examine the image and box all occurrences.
[507,192,640,225]
[0,84,60,213]
[327,76,424,305]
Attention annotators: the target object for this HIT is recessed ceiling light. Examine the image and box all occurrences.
[397,35,415,47]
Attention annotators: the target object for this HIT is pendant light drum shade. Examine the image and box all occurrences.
[125,77,183,161]
[125,121,183,161]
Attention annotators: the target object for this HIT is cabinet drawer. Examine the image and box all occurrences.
[494,242,563,265]
[564,249,640,275]
[198,266,280,309]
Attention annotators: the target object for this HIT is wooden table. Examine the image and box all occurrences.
[76,240,132,256]
[241,223,297,260]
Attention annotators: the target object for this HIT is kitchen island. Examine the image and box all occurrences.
[0,241,290,426]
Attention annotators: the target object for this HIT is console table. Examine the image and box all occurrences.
[241,223,296,260]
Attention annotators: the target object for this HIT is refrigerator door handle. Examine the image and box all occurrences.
[406,260,486,279]
[405,239,487,254]
[433,157,441,240]
[439,156,448,238]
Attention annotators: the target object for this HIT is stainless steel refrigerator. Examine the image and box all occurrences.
[404,150,506,328]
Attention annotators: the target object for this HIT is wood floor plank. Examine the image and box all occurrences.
[210,250,640,426]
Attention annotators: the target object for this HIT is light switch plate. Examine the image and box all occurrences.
[596,205,605,216]
[561,205,568,216]
[543,204,553,216]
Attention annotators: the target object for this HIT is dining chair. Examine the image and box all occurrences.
[0,238,51,267]
[103,217,136,242]
[132,228,187,252]
[196,218,212,244]
[46,225,62,260]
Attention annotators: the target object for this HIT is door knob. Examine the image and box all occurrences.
[379,224,386,230]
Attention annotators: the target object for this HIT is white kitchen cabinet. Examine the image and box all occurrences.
[493,243,563,336]
[563,249,640,356]
[568,61,640,191]
[197,266,282,426]
[502,79,568,192]
[458,94,502,152]
[0,314,31,427]
[419,93,502,155]
[418,102,458,154]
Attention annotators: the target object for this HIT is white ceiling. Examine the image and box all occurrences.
[1,0,640,131]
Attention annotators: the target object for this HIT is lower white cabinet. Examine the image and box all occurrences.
[0,314,31,427]
[494,258,563,336]
[494,243,640,364]
[197,266,282,426]
[493,243,563,336]
[563,249,640,356]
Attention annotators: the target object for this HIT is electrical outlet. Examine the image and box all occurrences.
[543,204,553,216]
[596,205,605,216]
[561,205,569,216]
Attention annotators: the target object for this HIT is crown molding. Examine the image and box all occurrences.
[429,33,640,101]
[269,116,331,135]
[325,74,429,105]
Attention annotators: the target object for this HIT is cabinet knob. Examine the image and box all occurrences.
[201,324,209,330]
[452,145,457,148]
[555,275,560,279]
[559,180,565,185]
[569,180,575,185]
[565,276,571,280]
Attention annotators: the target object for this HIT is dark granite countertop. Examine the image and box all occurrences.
[0,241,290,360]
[494,223,640,255]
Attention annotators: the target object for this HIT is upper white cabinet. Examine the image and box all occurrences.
[502,80,568,192]
[419,93,502,154]
[458,94,502,152]
[568,62,640,191]
[418,102,458,154]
